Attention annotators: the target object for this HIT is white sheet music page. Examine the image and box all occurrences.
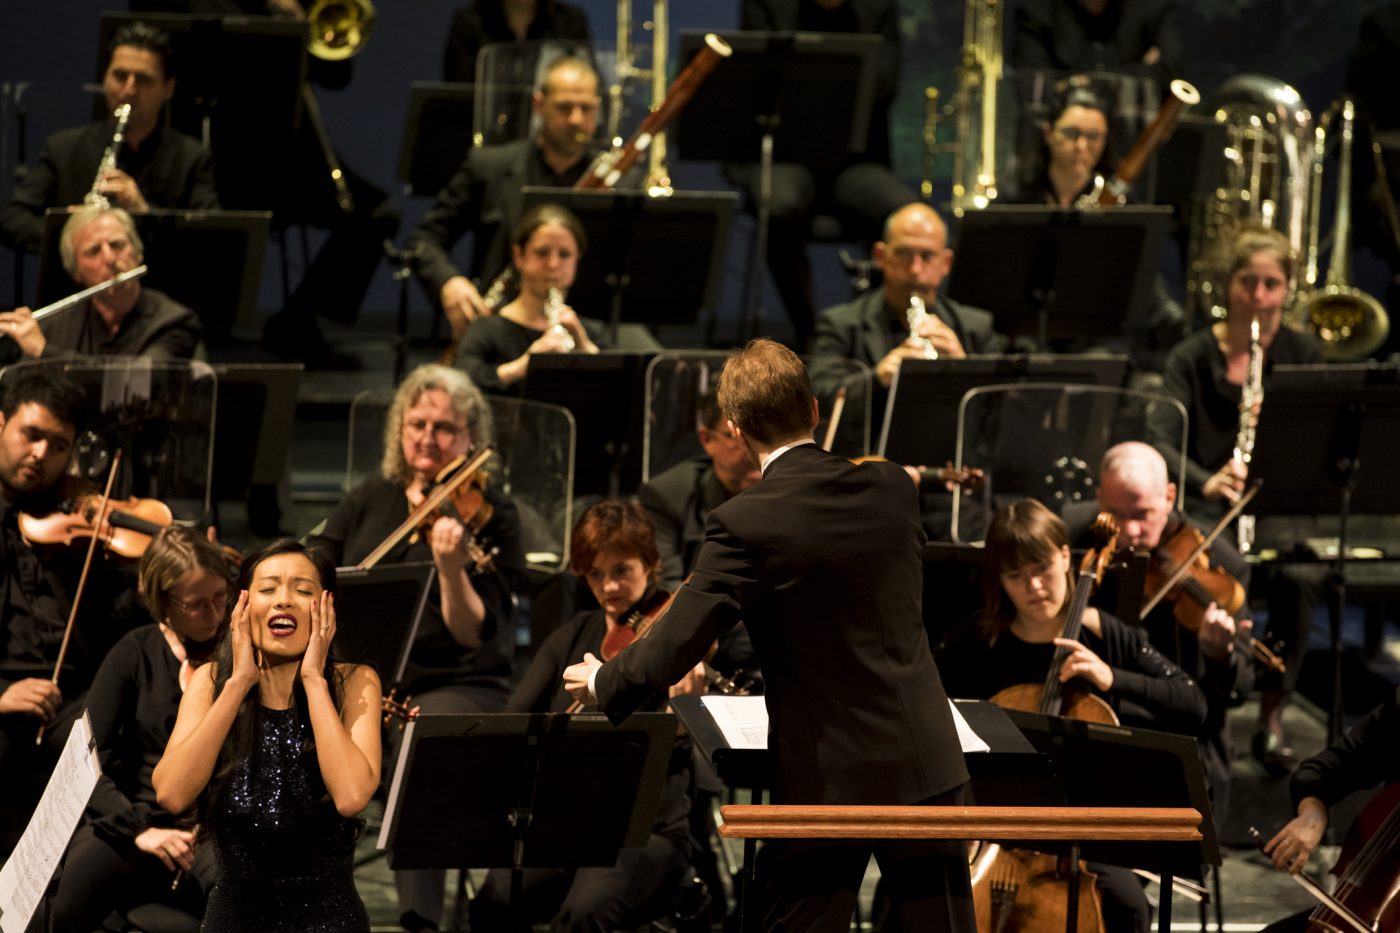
[0,712,101,933]
[701,697,993,754]
[701,695,769,749]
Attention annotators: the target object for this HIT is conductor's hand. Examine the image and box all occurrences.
[563,652,602,706]
[95,169,150,214]
[440,276,489,338]
[1202,458,1247,504]
[0,308,46,358]
[1053,637,1114,692]
[0,677,62,722]
[668,662,708,700]
[135,826,196,872]
[1263,797,1327,874]
[1198,602,1247,662]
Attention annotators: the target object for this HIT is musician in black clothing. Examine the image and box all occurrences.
[0,21,218,256]
[0,372,143,858]
[1010,0,1183,87]
[470,499,700,932]
[443,0,591,85]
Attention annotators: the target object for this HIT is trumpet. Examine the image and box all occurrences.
[545,286,575,351]
[906,295,938,359]
[84,104,132,210]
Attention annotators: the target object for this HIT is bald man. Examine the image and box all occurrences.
[809,203,1005,421]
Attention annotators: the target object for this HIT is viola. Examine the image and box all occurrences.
[1140,523,1286,674]
[381,687,421,730]
[849,455,987,493]
[356,448,497,573]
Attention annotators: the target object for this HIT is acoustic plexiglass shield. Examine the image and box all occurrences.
[642,351,874,483]
[346,389,575,573]
[951,383,1188,544]
[0,355,216,522]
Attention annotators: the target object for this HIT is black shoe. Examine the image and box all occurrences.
[1252,729,1300,775]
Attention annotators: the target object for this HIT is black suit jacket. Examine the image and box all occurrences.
[596,444,969,805]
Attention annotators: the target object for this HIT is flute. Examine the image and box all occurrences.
[31,265,148,322]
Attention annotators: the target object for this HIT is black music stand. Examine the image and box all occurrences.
[878,355,1130,466]
[208,363,300,533]
[522,350,656,497]
[332,561,434,685]
[396,82,475,197]
[673,30,882,339]
[1245,362,1400,740]
[946,206,1172,347]
[37,208,271,341]
[378,712,675,918]
[519,187,736,340]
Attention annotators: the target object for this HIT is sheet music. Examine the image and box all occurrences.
[701,696,993,754]
[0,713,101,933]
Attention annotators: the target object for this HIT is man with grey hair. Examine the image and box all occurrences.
[0,206,200,360]
[1094,440,1254,823]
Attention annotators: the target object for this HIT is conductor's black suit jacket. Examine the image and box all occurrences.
[595,443,969,805]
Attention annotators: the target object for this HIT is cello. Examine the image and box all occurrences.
[970,513,1121,933]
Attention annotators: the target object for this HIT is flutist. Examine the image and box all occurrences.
[0,207,202,361]
[0,22,218,256]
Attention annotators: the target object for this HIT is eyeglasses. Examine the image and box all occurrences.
[404,419,468,443]
[1055,127,1106,144]
[169,593,228,615]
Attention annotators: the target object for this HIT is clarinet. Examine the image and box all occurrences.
[545,286,575,351]
[84,104,132,210]
[906,295,939,359]
[1234,313,1262,554]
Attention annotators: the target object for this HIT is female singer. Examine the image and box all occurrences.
[309,362,523,933]
[470,499,702,932]
[454,201,606,392]
[44,526,228,931]
[937,498,1207,933]
[1154,225,1324,768]
[152,540,381,933]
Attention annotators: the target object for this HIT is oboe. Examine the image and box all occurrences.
[545,286,575,351]
[906,295,938,359]
[1234,313,1263,554]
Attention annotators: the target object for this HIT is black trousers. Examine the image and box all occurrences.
[760,784,976,933]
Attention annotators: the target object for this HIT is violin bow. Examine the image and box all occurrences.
[1139,482,1261,620]
[356,446,493,571]
[821,387,847,453]
[37,448,123,746]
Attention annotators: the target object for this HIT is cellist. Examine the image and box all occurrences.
[1259,686,1400,933]
[935,498,1207,933]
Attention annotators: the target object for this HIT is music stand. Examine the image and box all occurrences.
[520,187,736,340]
[378,712,675,914]
[945,206,1172,347]
[1245,362,1400,739]
[522,351,655,497]
[878,355,1130,467]
[208,364,301,531]
[38,208,271,340]
[333,561,435,687]
[672,30,882,338]
[396,82,475,197]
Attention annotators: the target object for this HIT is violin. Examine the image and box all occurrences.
[357,448,497,572]
[849,455,987,493]
[1141,523,1286,674]
[381,687,421,730]
[20,493,173,559]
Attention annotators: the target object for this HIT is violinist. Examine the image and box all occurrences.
[935,498,1208,933]
[1152,225,1324,771]
[1259,686,1400,933]
[308,362,523,933]
[42,525,229,929]
[1090,441,1254,824]
[452,202,606,393]
[0,371,143,858]
[470,499,703,932]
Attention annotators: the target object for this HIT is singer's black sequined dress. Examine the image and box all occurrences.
[202,705,368,932]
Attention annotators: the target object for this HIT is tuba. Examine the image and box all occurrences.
[1294,95,1390,357]
[1186,75,1313,320]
